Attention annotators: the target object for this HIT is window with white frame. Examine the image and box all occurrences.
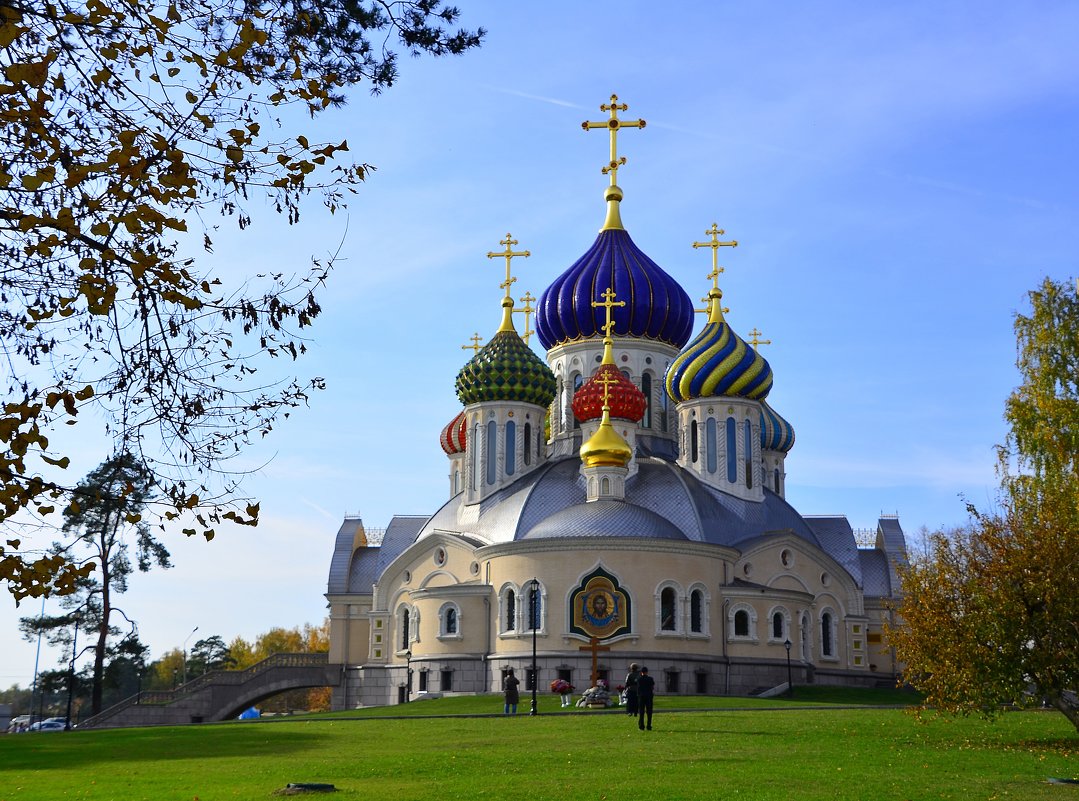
[658,584,679,632]
[526,582,544,632]
[500,586,517,634]
[820,609,838,659]
[688,585,709,636]
[438,602,461,639]
[728,603,758,641]
[768,606,790,643]
[397,603,415,650]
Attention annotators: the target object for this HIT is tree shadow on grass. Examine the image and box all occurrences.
[0,726,332,771]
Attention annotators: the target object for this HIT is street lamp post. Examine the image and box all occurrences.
[529,577,539,717]
[181,626,199,686]
[404,649,412,703]
[784,638,793,698]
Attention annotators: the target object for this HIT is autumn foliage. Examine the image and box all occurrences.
[891,278,1079,731]
[0,1,481,600]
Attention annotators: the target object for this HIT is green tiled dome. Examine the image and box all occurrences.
[456,330,557,408]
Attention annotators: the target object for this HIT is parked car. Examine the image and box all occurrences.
[28,718,67,732]
[7,715,32,733]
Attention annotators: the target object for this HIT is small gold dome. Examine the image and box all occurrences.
[580,409,632,468]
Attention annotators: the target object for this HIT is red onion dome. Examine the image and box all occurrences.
[572,365,647,423]
[439,410,467,455]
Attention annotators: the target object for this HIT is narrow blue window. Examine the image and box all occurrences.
[641,374,652,428]
[505,420,516,476]
[726,417,737,483]
[706,417,717,474]
[690,420,698,463]
[523,422,532,466]
[744,420,753,489]
[486,420,497,485]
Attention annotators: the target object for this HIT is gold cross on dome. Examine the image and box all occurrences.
[582,94,646,185]
[515,291,536,345]
[591,286,626,338]
[461,332,483,354]
[747,328,772,352]
[487,233,530,299]
[693,224,738,275]
[595,372,621,409]
[695,297,730,316]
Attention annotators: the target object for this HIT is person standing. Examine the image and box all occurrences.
[503,668,520,715]
[636,666,655,730]
[624,663,640,716]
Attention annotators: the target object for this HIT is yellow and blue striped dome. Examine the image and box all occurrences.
[665,290,772,402]
[760,400,795,453]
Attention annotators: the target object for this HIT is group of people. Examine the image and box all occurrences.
[622,663,655,730]
[501,663,656,730]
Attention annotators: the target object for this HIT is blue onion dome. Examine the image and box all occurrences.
[456,297,557,407]
[535,229,694,350]
[760,400,795,453]
[665,288,773,402]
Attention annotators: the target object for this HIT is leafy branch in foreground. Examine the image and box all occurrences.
[0,0,483,600]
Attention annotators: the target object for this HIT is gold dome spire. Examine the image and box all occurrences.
[579,374,632,469]
[486,233,530,334]
[582,94,646,232]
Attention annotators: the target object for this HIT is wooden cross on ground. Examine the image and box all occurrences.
[578,637,611,688]
[582,94,646,185]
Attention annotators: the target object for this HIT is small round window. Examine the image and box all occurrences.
[434,547,447,567]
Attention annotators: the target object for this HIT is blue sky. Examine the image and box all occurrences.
[3,1,1078,692]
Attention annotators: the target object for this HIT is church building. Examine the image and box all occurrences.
[326,95,908,708]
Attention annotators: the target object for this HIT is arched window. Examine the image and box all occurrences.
[706,417,717,474]
[471,422,480,489]
[486,420,497,486]
[772,611,785,640]
[503,589,517,633]
[527,583,542,631]
[726,417,737,483]
[690,589,704,633]
[690,420,698,463]
[439,604,460,638]
[601,476,610,494]
[572,374,583,430]
[641,373,652,428]
[821,611,835,658]
[523,422,532,466]
[505,420,516,476]
[660,587,677,631]
[734,609,750,637]
[661,385,669,431]
[453,469,460,494]
[774,467,780,493]
[744,420,753,489]
[399,605,411,650]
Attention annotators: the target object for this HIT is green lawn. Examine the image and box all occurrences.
[0,693,1074,801]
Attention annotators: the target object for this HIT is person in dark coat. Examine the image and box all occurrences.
[503,668,520,715]
[636,666,655,730]
[624,663,640,716]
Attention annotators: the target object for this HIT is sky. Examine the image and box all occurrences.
[3,1,1079,693]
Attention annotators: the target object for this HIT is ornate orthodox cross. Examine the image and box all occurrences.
[693,224,738,273]
[578,637,612,688]
[487,233,530,299]
[582,94,646,185]
[747,328,772,352]
[592,286,626,338]
[594,371,621,411]
[515,291,536,345]
[460,333,483,354]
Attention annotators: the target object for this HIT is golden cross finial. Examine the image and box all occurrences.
[515,291,536,345]
[487,233,530,299]
[595,372,620,410]
[591,286,626,338]
[461,333,483,354]
[693,223,738,274]
[695,297,730,316]
[582,94,646,185]
[747,328,772,352]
